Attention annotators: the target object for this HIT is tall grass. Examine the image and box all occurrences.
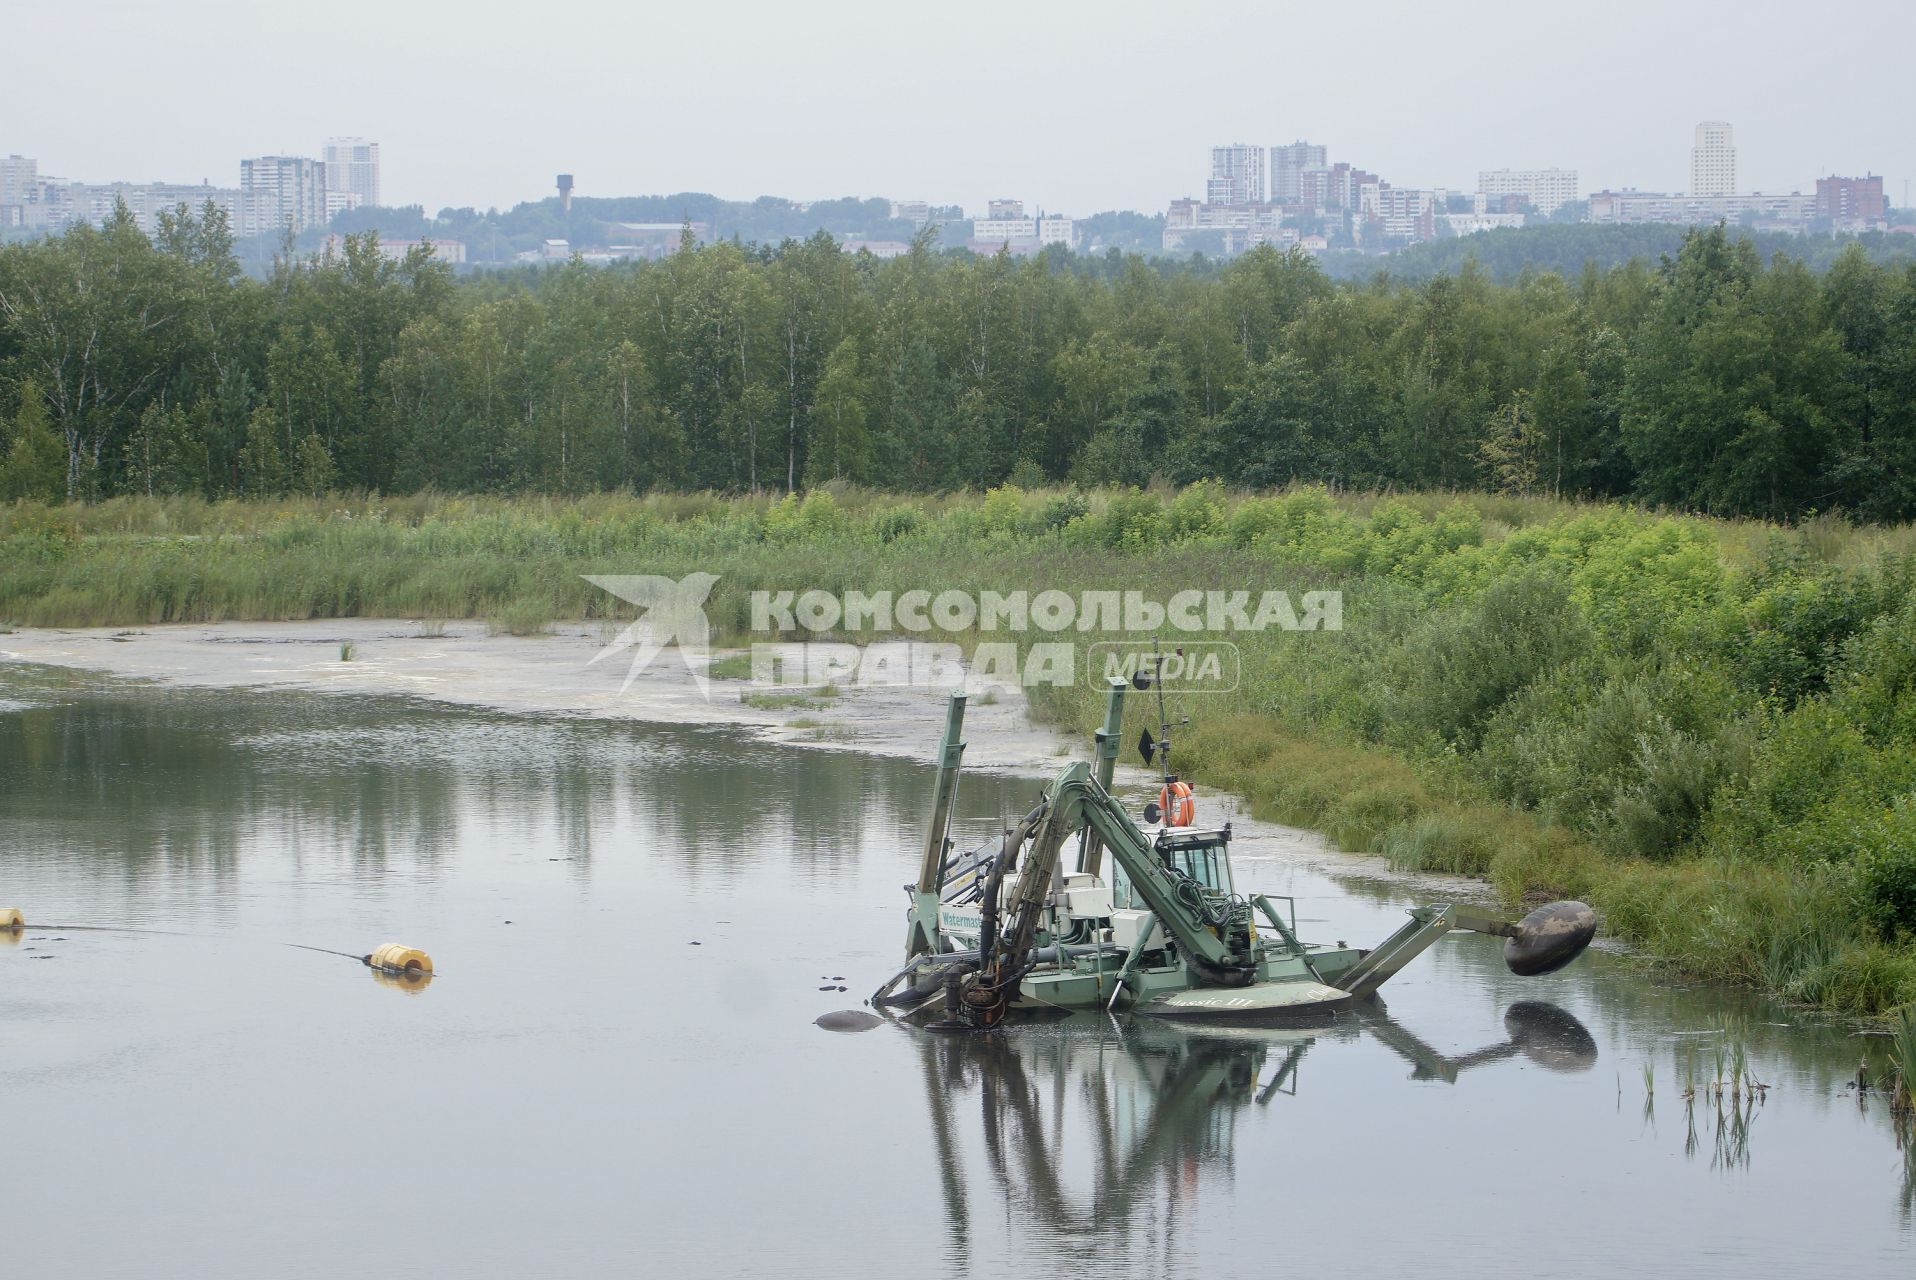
[1891,1008,1916,1114]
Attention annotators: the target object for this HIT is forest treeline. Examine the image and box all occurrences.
[2,203,1915,521]
[1322,221,1916,284]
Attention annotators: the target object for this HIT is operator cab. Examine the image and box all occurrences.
[1109,823,1235,909]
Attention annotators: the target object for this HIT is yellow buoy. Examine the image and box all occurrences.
[0,908,22,929]
[367,943,432,975]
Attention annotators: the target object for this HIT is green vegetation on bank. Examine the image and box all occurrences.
[5,484,1915,1014]
[6,213,1916,522]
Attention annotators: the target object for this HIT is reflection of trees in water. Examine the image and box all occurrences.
[0,676,1008,897]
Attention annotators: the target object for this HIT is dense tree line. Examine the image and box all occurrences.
[1320,221,1916,284]
[3,202,1915,521]
[323,193,933,264]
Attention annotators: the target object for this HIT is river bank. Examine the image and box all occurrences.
[4,486,1914,1014]
[0,619,1060,771]
[1,619,1507,914]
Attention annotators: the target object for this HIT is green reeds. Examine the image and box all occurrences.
[1890,1007,1916,1116]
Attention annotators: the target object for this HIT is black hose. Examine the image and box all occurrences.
[1186,951,1259,988]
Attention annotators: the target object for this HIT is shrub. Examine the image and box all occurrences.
[867,503,926,543]
[1038,491,1090,531]
[1830,592,1916,744]
[1858,803,1916,940]
[1479,656,1751,857]
[1005,458,1048,491]
[1606,723,1751,859]
[1166,479,1226,541]
[974,484,1026,538]
[1392,572,1596,752]
[2,504,79,562]
[1725,552,1909,706]
[1095,488,1167,551]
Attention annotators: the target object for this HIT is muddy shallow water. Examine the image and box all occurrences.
[1,666,1910,1278]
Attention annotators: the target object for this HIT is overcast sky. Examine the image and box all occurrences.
[10,0,1912,216]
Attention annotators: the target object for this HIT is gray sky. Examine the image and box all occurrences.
[11,0,1912,216]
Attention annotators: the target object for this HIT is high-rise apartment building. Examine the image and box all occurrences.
[1207,144,1265,205]
[240,155,326,235]
[322,137,381,208]
[1815,174,1887,228]
[1690,121,1736,198]
[1477,168,1579,215]
[1,154,38,207]
[1269,141,1326,202]
[1298,162,1377,213]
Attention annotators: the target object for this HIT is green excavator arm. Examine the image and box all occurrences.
[1043,763,1245,971]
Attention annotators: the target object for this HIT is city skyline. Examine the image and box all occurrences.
[6,119,1900,235]
[5,0,1908,218]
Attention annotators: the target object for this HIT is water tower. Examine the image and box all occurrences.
[557,174,574,214]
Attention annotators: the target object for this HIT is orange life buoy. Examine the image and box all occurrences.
[1158,780,1195,827]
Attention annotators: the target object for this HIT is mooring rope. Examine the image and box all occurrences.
[6,927,435,976]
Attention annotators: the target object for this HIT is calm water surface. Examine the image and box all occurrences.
[2,665,1911,1278]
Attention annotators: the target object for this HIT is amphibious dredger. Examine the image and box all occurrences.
[874,676,1596,1029]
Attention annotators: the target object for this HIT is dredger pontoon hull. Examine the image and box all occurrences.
[1003,944,1371,1020]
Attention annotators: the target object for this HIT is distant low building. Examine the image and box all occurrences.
[971,206,1077,252]
[972,214,1036,245]
[1477,167,1579,215]
[323,233,465,264]
[841,237,913,258]
[610,222,711,258]
[1443,211,1527,235]
[16,180,245,235]
[1164,198,1293,253]
[1588,188,1817,228]
[888,200,930,226]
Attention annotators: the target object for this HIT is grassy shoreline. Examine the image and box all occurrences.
[5,485,1915,1014]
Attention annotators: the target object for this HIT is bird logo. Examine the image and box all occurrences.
[584,572,721,698]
